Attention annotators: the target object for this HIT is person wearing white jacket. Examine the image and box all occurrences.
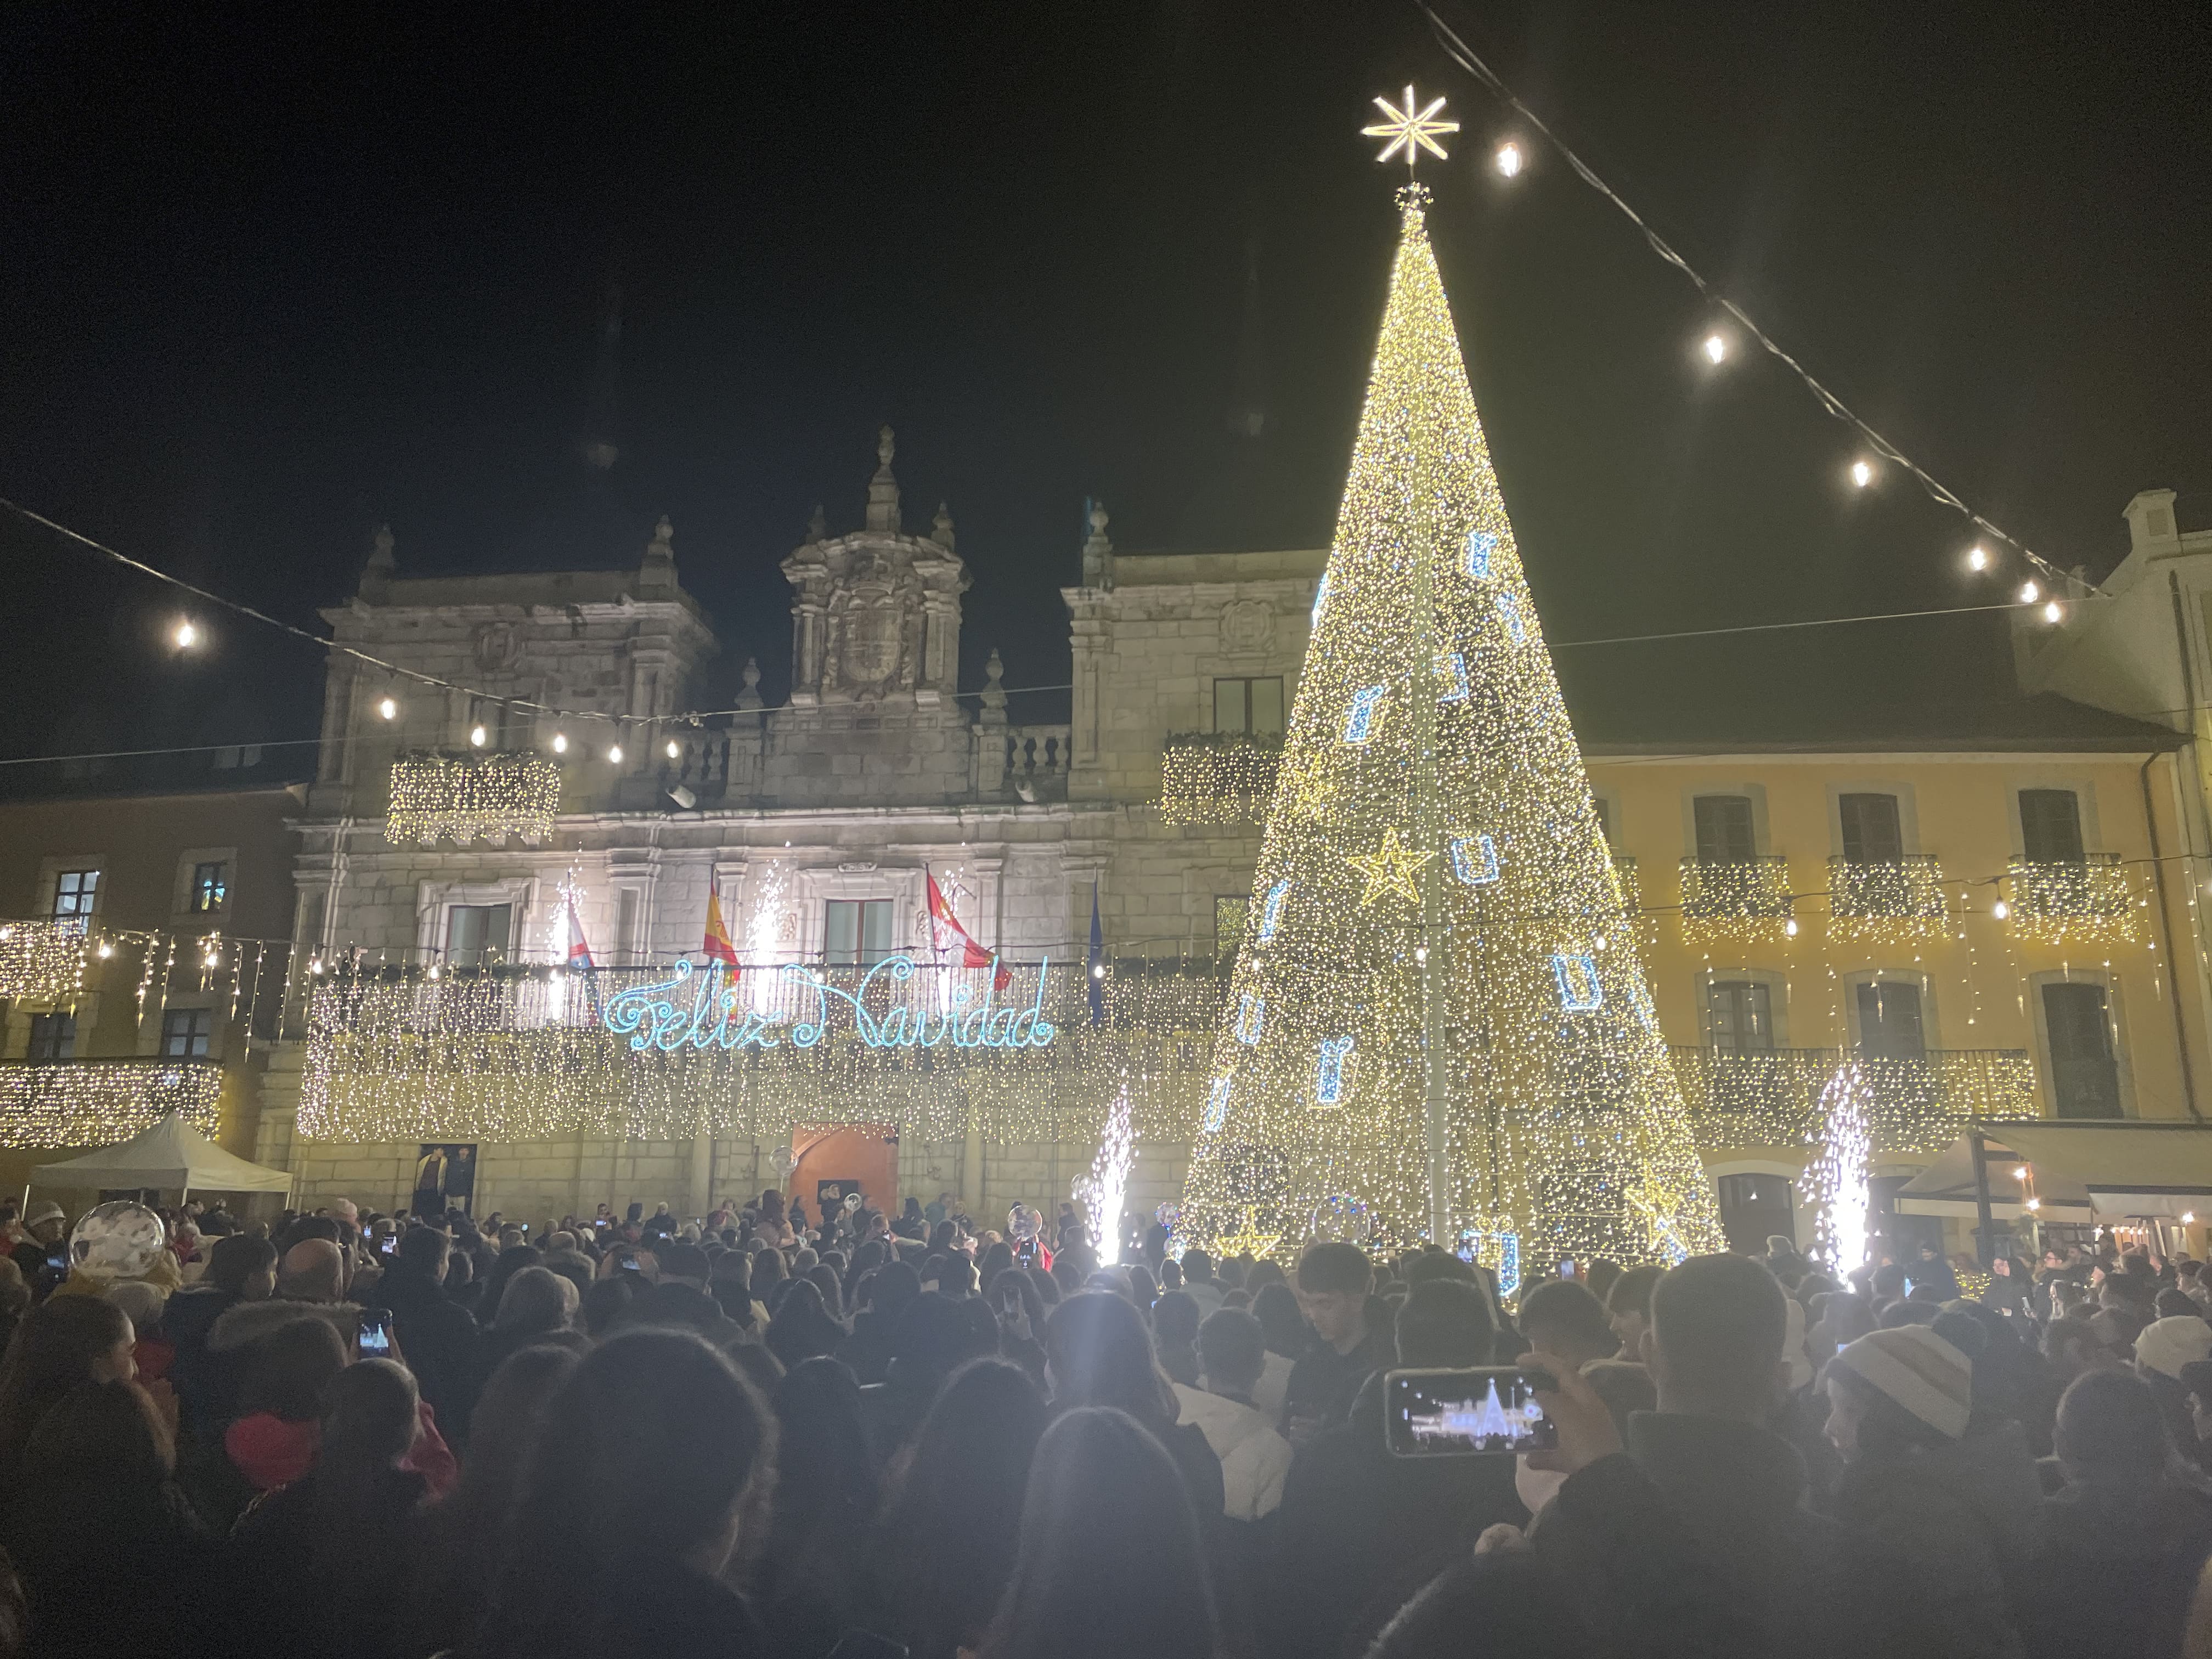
[1173,1307,1293,1520]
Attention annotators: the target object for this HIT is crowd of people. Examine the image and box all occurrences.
[3,1189,2212,1658]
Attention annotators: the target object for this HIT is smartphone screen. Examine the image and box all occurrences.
[1557,1260,1578,1279]
[619,1257,643,1272]
[378,1235,398,1255]
[1384,1367,1559,1457]
[358,1314,393,1357]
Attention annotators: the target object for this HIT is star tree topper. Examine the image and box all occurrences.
[1362,84,1459,171]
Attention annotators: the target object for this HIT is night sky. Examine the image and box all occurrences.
[2,2,2207,765]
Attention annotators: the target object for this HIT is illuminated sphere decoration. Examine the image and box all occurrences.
[70,1200,168,1279]
[1177,179,1723,1266]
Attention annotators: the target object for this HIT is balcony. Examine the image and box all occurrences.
[1827,854,1948,943]
[1679,857,1793,941]
[386,751,561,846]
[998,725,1071,803]
[1669,1045,2036,1155]
[1158,733,1283,826]
[2005,855,2138,945]
[0,1058,224,1148]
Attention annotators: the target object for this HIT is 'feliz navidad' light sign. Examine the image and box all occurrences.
[602,953,1059,1054]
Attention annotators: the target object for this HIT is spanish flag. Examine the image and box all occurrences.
[702,889,740,970]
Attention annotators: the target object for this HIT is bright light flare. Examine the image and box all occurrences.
[1494,140,1524,178]
[1849,459,1875,489]
[174,619,199,648]
[378,697,399,721]
[1702,332,1728,365]
[1967,545,1989,572]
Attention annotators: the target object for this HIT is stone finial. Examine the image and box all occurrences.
[360,523,397,596]
[866,424,901,533]
[737,654,764,710]
[932,501,956,552]
[639,514,676,592]
[806,504,827,544]
[980,647,1008,718]
[1080,498,1115,590]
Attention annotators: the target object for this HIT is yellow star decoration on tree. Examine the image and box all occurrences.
[1216,1206,1282,1261]
[1361,84,1459,171]
[1348,825,1433,907]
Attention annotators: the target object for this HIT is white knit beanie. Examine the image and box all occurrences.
[2135,1315,2212,1382]
[1832,1325,1972,1440]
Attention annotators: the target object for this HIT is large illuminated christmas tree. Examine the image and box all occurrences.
[1182,97,1722,1272]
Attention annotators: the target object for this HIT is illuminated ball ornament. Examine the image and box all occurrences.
[70,1201,167,1279]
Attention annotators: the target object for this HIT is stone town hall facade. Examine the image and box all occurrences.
[266,431,1320,1223]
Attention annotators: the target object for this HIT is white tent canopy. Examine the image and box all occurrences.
[28,1110,292,1197]
[1897,1120,2212,1222]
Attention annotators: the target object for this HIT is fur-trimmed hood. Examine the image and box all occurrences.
[206,1296,362,1353]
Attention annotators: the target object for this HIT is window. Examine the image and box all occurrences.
[444,904,512,968]
[1691,796,1756,861]
[161,1008,212,1058]
[27,1013,76,1060]
[2044,983,2121,1118]
[1855,980,1925,1058]
[190,861,229,913]
[1215,895,1250,955]
[51,870,98,929]
[1213,677,1284,736]
[2020,789,2086,863]
[825,899,895,967]
[1839,793,1904,862]
[1707,980,1776,1053]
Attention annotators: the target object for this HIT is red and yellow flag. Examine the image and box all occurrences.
[702,889,740,969]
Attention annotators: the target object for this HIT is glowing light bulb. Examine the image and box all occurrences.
[469,724,488,748]
[1849,459,1874,489]
[665,739,680,760]
[2025,1198,2040,1212]
[378,697,398,721]
[1784,918,1800,938]
[551,732,567,754]
[1992,899,2010,919]
[2013,1166,2028,1181]
[95,940,114,958]
[1494,141,1523,178]
[309,958,325,975]
[1414,945,1429,964]
[2186,1211,2197,1224]
[1092,963,1106,980]
[1702,333,1726,364]
[174,619,199,648]
[427,963,441,981]
[1967,545,1989,572]
[2019,580,2040,603]
[607,744,624,764]
[2043,600,2063,624]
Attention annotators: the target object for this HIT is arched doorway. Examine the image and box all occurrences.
[789,1123,899,1222]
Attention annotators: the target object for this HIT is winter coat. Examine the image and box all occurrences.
[1251,1348,1293,1422]
[363,1258,482,1440]
[1834,1420,2043,1659]
[1593,1410,1850,1658]
[229,1464,427,1659]
[1173,1383,1292,1519]
[2018,1475,2212,1658]
[162,1282,244,1441]
[1270,1371,1523,1659]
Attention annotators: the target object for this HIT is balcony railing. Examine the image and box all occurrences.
[1158,734,1283,826]
[0,1058,224,1148]
[1000,725,1071,802]
[2005,855,2139,945]
[1827,854,1948,942]
[386,751,561,846]
[1679,857,1793,940]
[1669,1045,2035,1155]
